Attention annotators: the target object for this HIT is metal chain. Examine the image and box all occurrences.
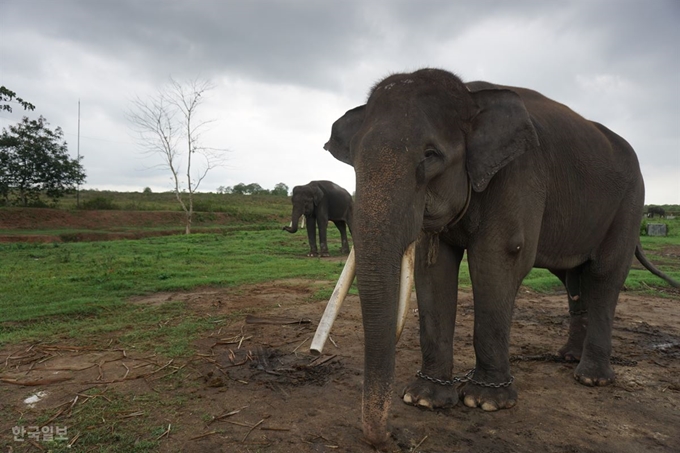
[416,369,514,389]
[569,309,588,316]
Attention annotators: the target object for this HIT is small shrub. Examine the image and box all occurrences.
[192,200,214,212]
[82,197,119,210]
[640,219,648,236]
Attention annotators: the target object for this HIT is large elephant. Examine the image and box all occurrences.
[647,206,665,218]
[282,180,353,257]
[322,68,680,448]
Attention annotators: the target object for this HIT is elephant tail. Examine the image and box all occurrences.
[635,242,680,288]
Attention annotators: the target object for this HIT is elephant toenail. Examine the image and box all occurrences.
[481,401,499,412]
[417,399,433,409]
[403,394,413,404]
[463,395,477,408]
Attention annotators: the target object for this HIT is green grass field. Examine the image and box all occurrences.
[1,200,678,348]
[0,230,352,349]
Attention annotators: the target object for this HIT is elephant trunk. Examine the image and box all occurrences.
[353,179,422,447]
[356,245,401,447]
[284,206,303,233]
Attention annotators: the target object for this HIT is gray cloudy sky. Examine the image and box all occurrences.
[1,0,679,203]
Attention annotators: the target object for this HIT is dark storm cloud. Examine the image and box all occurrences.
[1,0,678,202]
[3,0,367,88]
[4,1,678,91]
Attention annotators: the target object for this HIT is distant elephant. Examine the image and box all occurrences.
[282,180,353,257]
[647,206,665,218]
[323,68,679,447]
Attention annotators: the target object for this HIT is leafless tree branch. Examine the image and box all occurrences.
[127,77,227,233]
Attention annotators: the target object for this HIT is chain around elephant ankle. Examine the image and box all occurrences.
[416,369,474,386]
[416,369,514,388]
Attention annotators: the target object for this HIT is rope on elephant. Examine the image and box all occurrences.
[510,353,637,367]
[427,232,439,266]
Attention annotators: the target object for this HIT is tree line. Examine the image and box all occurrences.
[217,182,289,196]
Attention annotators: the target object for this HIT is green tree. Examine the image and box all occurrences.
[0,86,35,113]
[230,182,271,195]
[244,182,267,195]
[0,116,86,206]
[271,182,289,196]
[231,183,247,195]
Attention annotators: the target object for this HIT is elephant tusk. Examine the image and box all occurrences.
[310,247,356,355]
[396,242,415,342]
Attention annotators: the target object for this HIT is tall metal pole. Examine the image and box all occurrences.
[77,99,80,208]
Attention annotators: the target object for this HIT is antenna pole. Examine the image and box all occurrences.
[77,99,81,209]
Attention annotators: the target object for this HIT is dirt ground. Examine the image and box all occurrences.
[1,277,679,453]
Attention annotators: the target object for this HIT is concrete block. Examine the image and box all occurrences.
[647,223,668,237]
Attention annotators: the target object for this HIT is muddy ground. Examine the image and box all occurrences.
[1,277,679,452]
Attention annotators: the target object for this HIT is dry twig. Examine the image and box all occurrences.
[292,336,311,353]
[412,435,428,451]
[242,418,265,442]
[157,424,172,440]
[119,411,145,419]
[209,405,249,424]
[191,430,219,440]
[67,431,81,448]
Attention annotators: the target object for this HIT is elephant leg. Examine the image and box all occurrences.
[574,211,637,387]
[458,239,536,411]
[305,216,319,257]
[573,263,626,386]
[551,268,587,361]
[402,235,462,410]
[335,221,350,254]
[318,218,330,257]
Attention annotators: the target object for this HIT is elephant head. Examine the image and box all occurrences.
[324,68,539,447]
[283,183,323,233]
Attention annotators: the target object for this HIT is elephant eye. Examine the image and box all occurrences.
[424,148,440,159]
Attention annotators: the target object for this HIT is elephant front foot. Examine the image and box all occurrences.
[458,372,517,412]
[320,251,330,257]
[574,359,615,386]
[307,251,319,257]
[401,374,458,410]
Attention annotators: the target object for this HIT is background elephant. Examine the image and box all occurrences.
[282,180,353,257]
[323,68,679,447]
[647,206,665,218]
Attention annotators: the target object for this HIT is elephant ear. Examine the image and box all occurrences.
[323,105,366,166]
[312,184,325,206]
[466,87,540,192]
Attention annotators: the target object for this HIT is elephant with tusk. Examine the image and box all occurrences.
[282,180,353,257]
[313,68,679,449]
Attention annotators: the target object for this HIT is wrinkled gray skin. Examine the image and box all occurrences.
[324,68,680,448]
[647,206,665,218]
[282,180,353,257]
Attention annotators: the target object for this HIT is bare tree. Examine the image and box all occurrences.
[128,78,226,233]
